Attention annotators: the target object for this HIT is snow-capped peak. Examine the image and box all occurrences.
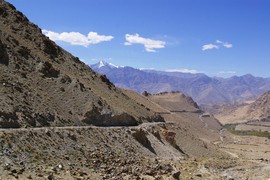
[98,60,106,68]
[108,62,119,68]
[90,60,125,70]
[97,60,123,68]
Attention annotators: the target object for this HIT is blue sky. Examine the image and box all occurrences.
[7,0,270,77]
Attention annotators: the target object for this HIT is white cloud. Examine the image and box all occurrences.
[223,43,233,48]
[216,40,223,44]
[165,69,199,74]
[202,40,233,51]
[202,43,219,51]
[216,40,233,48]
[125,34,165,52]
[42,30,114,47]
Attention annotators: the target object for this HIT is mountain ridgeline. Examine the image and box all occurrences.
[90,61,270,105]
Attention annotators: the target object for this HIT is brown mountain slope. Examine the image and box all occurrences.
[216,91,270,124]
[148,92,200,112]
[0,1,159,128]
[123,89,170,113]
[2,2,270,179]
[123,90,224,157]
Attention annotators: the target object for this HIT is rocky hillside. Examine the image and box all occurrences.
[146,92,200,113]
[2,2,270,180]
[248,91,270,118]
[0,1,160,128]
[216,91,270,124]
[90,61,270,105]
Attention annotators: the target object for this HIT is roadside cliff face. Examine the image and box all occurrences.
[0,1,160,128]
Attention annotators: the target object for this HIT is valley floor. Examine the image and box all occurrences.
[217,135,270,179]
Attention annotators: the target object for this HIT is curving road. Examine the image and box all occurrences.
[199,115,208,128]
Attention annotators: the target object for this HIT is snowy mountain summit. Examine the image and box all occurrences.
[93,60,121,69]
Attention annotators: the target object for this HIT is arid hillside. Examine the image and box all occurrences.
[216,91,270,124]
[2,1,270,179]
[0,1,161,128]
[148,92,200,112]
[123,90,224,157]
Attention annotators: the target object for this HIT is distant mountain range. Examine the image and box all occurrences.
[90,61,270,105]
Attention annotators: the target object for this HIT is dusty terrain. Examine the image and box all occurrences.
[217,135,270,179]
[0,124,185,179]
[212,91,270,179]
[1,1,270,179]
[2,89,270,179]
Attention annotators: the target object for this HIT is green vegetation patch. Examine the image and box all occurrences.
[224,124,270,138]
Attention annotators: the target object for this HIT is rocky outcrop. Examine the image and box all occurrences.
[186,96,199,109]
[132,128,156,154]
[0,111,20,128]
[82,106,138,126]
[0,39,9,65]
[143,114,165,123]
[162,130,177,147]
[36,61,60,78]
